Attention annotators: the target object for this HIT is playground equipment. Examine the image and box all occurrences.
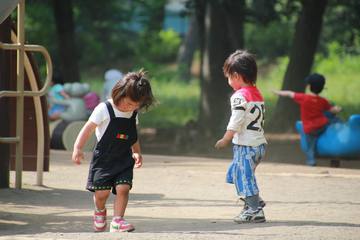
[296,114,360,167]
[0,0,52,189]
[48,82,98,151]
[51,82,90,121]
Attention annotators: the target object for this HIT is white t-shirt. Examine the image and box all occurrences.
[89,99,138,141]
[227,86,267,146]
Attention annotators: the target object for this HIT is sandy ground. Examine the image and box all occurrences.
[1,150,360,240]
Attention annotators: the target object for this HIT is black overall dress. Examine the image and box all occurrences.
[86,101,137,194]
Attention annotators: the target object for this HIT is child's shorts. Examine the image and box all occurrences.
[86,165,133,195]
[226,144,266,197]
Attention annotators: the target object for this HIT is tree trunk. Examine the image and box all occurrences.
[177,13,198,81]
[269,0,328,132]
[147,1,166,33]
[53,0,80,83]
[198,0,245,140]
[0,17,11,188]
[224,0,245,49]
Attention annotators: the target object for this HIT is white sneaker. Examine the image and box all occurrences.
[234,208,266,223]
[93,209,107,232]
[110,218,135,232]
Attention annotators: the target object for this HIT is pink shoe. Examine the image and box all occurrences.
[93,209,107,232]
[110,217,135,232]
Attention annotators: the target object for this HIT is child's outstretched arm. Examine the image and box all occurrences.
[272,90,295,98]
[72,121,97,164]
[131,140,143,168]
[215,130,235,149]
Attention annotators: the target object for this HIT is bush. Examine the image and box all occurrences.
[245,21,294,60]
[134,29,181,63]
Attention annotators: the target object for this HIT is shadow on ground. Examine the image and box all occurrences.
[0,187,163,235]
[1,186,360,236]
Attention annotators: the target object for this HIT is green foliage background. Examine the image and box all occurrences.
[84,42,360,129]
[21,0,360,129]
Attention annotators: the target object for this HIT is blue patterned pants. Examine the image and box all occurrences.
[226,144,266,197]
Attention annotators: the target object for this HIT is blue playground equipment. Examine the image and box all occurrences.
[295,114,360,167]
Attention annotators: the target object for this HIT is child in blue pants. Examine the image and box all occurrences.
[215,50,267,223]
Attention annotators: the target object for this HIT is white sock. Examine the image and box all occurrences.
[113,216,123,221]
[95,208,106,213]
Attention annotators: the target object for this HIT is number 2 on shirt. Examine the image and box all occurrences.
[246,104,265,131]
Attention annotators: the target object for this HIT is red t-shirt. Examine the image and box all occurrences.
[293,93,332,134]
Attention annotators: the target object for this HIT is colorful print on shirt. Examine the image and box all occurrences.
[116,133,129,140]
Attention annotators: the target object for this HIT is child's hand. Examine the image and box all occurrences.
[332,105,342,113]
[72,148,84,165]
[133,153,143,168]
[215,138,230,149]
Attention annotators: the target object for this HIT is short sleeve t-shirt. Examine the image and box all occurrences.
[293,93,332,134]
[89,99,138,141]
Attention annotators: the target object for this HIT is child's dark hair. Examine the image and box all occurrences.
[223,50,258,84]
[111,69,155,110]
[305,73,325,94]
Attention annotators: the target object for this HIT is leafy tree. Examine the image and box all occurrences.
[135,0,167,33]
[26,0,168,72]
[245,0,297,60]
[248,0,278,25]
[25,0,57,69]
[72,0,137,66]
[320,0,360,55]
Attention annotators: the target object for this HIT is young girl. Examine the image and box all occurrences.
[215,50,267,223]
[72,69,155,233]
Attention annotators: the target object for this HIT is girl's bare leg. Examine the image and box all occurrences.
[94,190,110,210]
[113,184,130,217]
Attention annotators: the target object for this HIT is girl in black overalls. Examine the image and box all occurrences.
[72,70,155,233]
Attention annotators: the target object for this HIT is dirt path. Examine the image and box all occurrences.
[1,150,360,239]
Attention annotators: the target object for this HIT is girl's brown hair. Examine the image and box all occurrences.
[111,69,155,111]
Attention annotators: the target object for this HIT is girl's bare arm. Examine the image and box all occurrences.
[72,121,97,164]
[132,140,143,168]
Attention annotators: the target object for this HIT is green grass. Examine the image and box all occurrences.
[315,51,360,119]
[139,79,200,128]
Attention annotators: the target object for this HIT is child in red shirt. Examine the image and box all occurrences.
[273,73,341,166]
